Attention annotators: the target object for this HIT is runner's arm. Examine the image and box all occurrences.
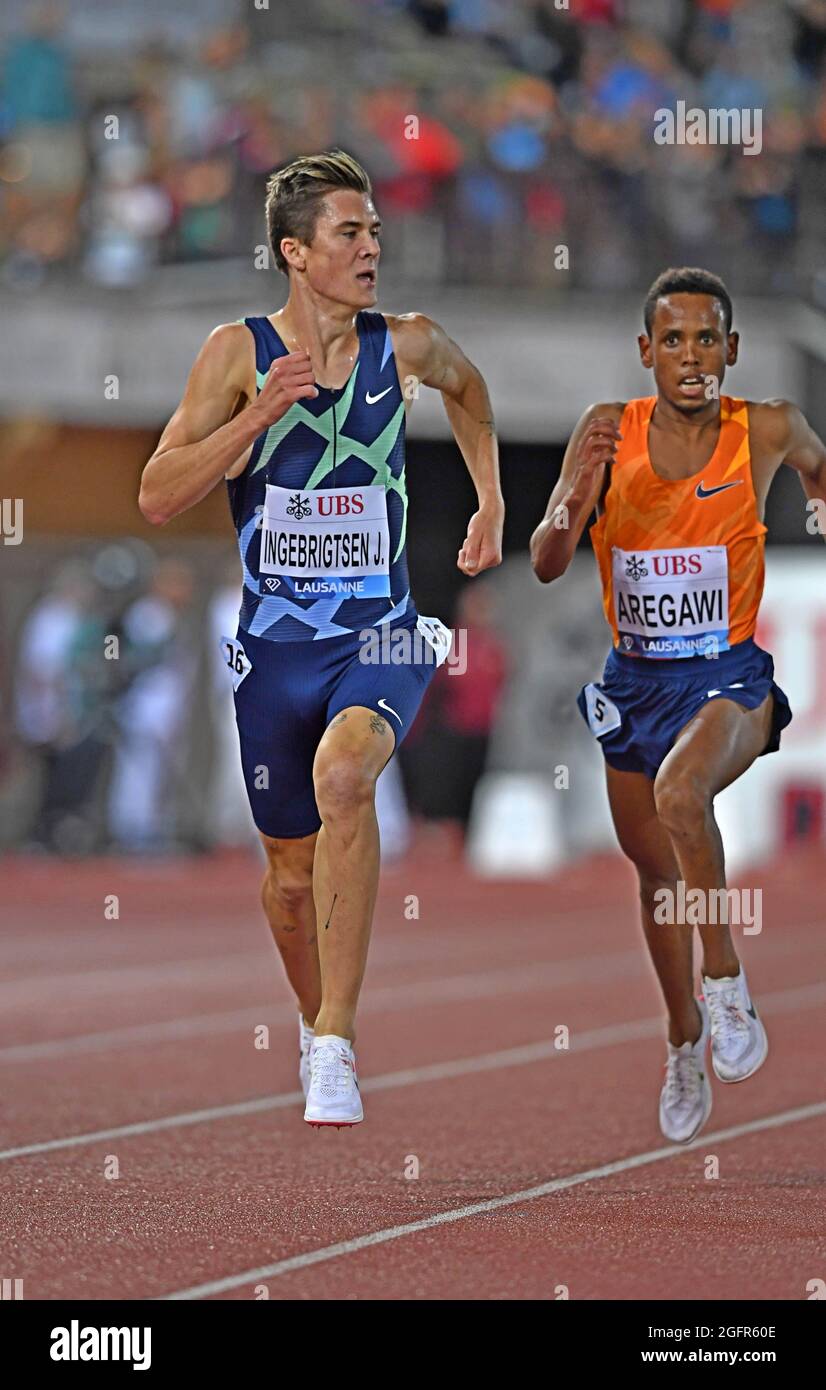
[138,325,316,526]
[530,404,623,583]
[760,400,826,544]
[138,325,261,525]
[391,313,503,575]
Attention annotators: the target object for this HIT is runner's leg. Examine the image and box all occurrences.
[653,694,774,979]
[605,765,701,1046]
[311,705,394,1042]
[260,830,321,1026]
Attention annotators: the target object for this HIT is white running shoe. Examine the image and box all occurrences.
[659,999,712,1144]
[298,1015,315,1099]
[304,1034,364,1128]
[702,967,768,1084]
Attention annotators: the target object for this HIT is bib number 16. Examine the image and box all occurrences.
[219,636,253,691]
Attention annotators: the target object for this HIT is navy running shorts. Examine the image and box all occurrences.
[224,613,449,839]
[577,637,792,781]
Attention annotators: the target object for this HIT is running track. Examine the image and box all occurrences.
[0,844,824,1301]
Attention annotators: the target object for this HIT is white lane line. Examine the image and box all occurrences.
[0,945,817,1066]
[160,1099,826,1300]
[2,979,824,1164]
[0,953,267,1005]
[1,910,816,1062]
[0,904,615,984]
[0,1007,273,1063]
[0,948,643,1063]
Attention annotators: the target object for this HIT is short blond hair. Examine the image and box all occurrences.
[265,149,373,274]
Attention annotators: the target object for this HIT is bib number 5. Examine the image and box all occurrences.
[583,682,622,738]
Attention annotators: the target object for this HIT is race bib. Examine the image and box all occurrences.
[582,682,622,737]
[219,635,252,690]
[259,484,390,600]
[612,545,729,659]
[416,614,452,668]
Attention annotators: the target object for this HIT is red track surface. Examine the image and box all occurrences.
[1,844,824,1301]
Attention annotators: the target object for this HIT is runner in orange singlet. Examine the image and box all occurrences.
[530,268,826,1143]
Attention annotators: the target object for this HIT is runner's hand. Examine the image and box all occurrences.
[568,416,621,501]
[251,351,318,428]
[457,502,504,576]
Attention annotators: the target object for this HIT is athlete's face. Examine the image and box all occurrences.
[285,189,381,308]
[638,294,739,414]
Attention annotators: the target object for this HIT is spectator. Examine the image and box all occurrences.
[107,560,196,853]
[0,0,821,292]
[2,2,86,279]
[15,563,110,852]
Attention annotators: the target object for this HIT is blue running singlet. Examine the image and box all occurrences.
[227,311,414,641]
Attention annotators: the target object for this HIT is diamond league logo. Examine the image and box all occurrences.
[286,493,312,520]
[264,577,281,592]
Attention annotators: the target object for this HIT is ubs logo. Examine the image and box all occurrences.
[286,493,312,520]
[624,555,649,581]
[652,554,702,576]
[317,493,365,516]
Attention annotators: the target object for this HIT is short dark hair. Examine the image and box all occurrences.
[643,267,733,336]
[264,149,372,275]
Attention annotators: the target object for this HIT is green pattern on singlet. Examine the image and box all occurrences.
[249,359,409,561]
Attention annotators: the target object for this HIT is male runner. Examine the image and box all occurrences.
[139,150,503,1127]
[530,267,826,1143]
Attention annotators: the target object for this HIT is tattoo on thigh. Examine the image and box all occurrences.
[369,713,388,736]
[324,893,338,931]
[330,712,348,727]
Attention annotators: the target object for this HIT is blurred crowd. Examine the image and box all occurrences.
[3,549,509,857]
[10,554,215,854]
[1,0,825,292]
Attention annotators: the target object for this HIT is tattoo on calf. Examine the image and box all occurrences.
[369,713,388,736]
[324,892,338,931]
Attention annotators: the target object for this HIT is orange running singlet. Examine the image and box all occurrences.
[589,396,765,659]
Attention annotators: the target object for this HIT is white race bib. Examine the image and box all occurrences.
[416,614,452,668]
[612,545,729,659]
[259,484,390,599]
[583,683,622,737]
[219,635,252,690]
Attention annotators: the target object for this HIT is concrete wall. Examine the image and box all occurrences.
[1,281,818,440]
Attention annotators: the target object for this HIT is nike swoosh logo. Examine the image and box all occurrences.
[707,683,745,696]
[695,480,744,500]
[365,387,392,405]
[377,698,402,725]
